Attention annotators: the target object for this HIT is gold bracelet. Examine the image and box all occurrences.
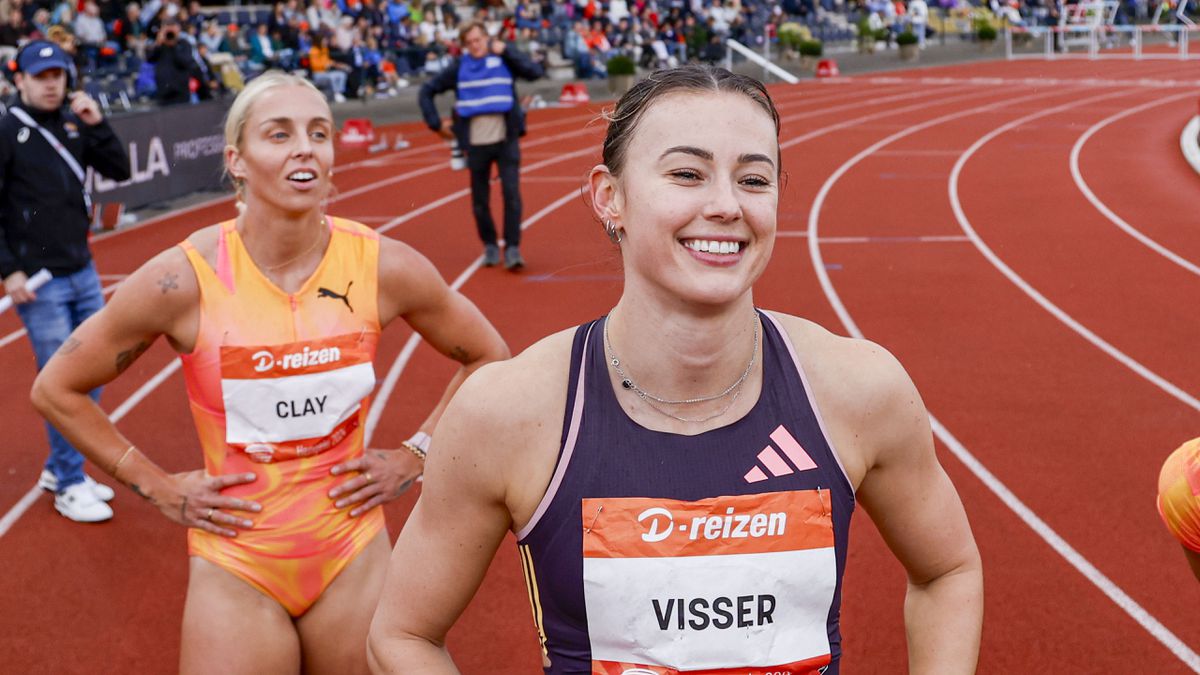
[401,441,427,462]
[110,444,136,476]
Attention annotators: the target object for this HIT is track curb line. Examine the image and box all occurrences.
[1182,115,1200,178]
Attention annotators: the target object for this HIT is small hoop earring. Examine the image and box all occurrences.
[604,219,623,245]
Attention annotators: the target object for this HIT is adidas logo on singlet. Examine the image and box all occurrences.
[744,424,818,484]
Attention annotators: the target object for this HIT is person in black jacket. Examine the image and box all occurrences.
[148,18,198,106]
[418,21,544,270]
[0,40,131,523]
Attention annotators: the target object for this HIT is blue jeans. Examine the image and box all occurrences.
[15,263,104,491]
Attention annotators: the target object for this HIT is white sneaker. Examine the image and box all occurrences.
[39,470,115,502]
[333,92,347,103]
[54,482,114,523]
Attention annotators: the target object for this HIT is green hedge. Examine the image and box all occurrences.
[606,54,637,76]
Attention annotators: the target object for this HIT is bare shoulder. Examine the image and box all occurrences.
[104,234,206,349]
[767,312,912,400]
[442,327,577,443]
[765,311,926,484]
[429,327,578,523]
[375,234,446,319]
[114,242,199,312]
[378,235,439,284]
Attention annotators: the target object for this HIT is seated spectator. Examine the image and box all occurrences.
[184,0,206,30]
[113,3,147,58]
[192,42,224,99]
[50,0,75,27]
[306,0,339,34]
[148,17,197,105]
[0,8,27,46]
[198,20,223,52]
[46,25,86,79]
[219,22,250,58]
[73,1,107,67]
[334,14,356,50]
[309,32,349,102]
[249,22,280,68]
[364,34,405,93]
[31,8,52,39]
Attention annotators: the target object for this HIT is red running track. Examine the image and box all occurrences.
[1,57,1198,672]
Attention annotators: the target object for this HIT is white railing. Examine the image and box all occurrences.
[1005,24,1200,60]
[724,39,801,84]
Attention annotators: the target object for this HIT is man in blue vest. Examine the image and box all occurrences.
[419,21,544,270]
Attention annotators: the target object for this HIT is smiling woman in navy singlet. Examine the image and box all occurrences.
[368,66,984,674]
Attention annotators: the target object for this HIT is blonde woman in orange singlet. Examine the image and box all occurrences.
[30,71,510,674]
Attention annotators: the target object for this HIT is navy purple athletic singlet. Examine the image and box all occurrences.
[515,311,855,675]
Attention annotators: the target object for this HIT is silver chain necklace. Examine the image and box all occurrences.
[603,312,759,423]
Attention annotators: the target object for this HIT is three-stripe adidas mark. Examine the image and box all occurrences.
[744,425,818,484]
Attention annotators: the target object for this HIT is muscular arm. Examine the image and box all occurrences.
[367,364,521,671]
[376,236,510,437]
[28,245,252,534]
[368,332,570,671]
[782,314,982,673]
[849,347,983,673]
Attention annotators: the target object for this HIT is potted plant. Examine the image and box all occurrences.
[606,54,637,96]
[798,39,823,71]
[975,20,998,51]
[896,30,919,60]
[777,22,806,60]
[857,17,877,54]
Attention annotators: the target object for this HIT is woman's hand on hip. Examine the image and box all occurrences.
[160,469,261,537]
[329,448,423,517]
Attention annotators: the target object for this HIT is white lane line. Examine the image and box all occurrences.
[0,135,599,536]
[1182,116,1200,177]
[776,232,970,243]
[950,94,1200,414]
[359,82,995,445]
[377,146,595,235]
[364,189,580,445]
[862,75,1200,88]
[0,82,1001,534]
[1069,92,1200,277]
[0,358,182,539]
[809,85,1200,671]
[948,92,1200,665]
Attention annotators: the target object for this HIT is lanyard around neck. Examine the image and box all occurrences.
[9,106,92,212]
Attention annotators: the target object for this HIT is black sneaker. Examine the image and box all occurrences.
[482,244,501,267]
[504,246,525,271]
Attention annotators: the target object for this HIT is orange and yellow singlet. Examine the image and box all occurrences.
[179,217,384,616]
[1159,438,1200,553]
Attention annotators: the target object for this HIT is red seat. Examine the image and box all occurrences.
[339,118,376,147]
[815,59,840,78]
[559,83,590,105]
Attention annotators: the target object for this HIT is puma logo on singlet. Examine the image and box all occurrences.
[317,281,353,312]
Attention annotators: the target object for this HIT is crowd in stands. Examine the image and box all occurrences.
[0,0,1194,109]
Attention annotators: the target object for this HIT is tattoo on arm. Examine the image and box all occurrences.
[375,451,388,461]
[115,340,150,374]
[450,346,471,364]
[57,337,82,356]
[180,495,188,521]
[130,483,151,501]
[157,272,179,294]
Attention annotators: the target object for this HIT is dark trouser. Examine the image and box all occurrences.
[467,138,522,248]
